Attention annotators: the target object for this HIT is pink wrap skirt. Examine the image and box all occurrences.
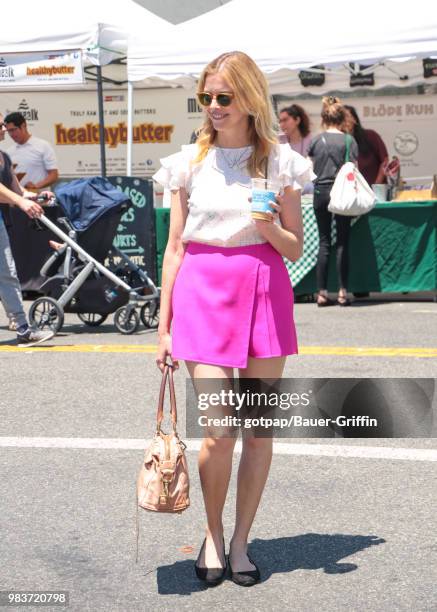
[171,241,298,368]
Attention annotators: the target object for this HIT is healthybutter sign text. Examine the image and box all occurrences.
[55,122,174,147]
[0,51,83,86]
[1,88,203,178]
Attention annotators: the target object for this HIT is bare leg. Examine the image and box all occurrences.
[230,356,286,572]
[185,360,235,569]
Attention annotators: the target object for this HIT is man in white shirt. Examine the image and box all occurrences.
[4,112,59,190]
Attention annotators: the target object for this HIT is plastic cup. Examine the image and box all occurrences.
[251,178,280,220]
[372,184,389,202]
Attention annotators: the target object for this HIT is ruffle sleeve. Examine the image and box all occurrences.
[152,144,198,191]
[275,143,316,190]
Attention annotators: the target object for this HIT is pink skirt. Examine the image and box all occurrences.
[171,241,298,368]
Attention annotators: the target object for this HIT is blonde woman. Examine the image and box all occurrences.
[153,51,314,587]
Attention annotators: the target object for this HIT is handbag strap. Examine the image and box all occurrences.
[156,364,177,432]
[344,133,351,163]
[321,133,351,167]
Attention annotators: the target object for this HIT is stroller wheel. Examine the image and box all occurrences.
[114,306,140,335]
[29,297,64,334]
[78,313,108,327]
[140,301,160,329]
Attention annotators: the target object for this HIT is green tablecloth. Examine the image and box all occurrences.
[295,200,437,294]
[155,201,437,293]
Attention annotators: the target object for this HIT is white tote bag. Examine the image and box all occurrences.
[325,134,377,216]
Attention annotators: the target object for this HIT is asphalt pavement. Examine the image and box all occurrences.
[1,296,436,611]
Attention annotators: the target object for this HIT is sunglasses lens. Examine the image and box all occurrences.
[197,93,212,106]
[197,93,233,107]
[216,94,232,107]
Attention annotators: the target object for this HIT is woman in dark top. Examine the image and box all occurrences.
[307,97,358,306]
[343,105,388,186]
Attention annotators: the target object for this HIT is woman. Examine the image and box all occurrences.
[307,97,359,307]
[278,104,312,156]
[153,51,313,587]
[279,104,313,195]
[343,105,388,186]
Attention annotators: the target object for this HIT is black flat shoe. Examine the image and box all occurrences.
[228,554,261,587]
[317,293,335,307]
[194,537,227,586]
[337,296,351,307]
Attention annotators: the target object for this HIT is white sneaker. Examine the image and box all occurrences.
[17,328,55,348]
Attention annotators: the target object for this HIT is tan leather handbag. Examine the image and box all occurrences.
[136,364,190,514]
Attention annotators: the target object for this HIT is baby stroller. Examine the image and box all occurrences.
[28,177,160,335]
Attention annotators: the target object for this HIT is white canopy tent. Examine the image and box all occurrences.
[128,0,437,90]
[0,0,173,65]
[0,0,175,173]
[3,0,437,176]
[126,0,437,175]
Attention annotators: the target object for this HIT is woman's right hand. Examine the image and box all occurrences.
[156,332,179,372]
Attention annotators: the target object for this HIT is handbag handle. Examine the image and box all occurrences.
[156,364,177,433]
[321,133,352,166]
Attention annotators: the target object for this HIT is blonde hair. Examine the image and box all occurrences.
[194,51,277,177]
[321,96,346,128]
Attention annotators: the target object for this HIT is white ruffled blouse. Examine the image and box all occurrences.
[152,143,315,247]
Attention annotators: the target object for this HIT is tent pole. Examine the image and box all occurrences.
[96,65,107,177]
[127,80,133,176]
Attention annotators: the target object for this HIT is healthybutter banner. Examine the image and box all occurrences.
[1,88,203,178]
[0,51,84,87]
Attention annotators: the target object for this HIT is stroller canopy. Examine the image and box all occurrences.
[55,177,131,232]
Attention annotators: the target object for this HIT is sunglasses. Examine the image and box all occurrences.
[197,92,234,107]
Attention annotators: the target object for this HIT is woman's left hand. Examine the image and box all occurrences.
[252,192,283,236]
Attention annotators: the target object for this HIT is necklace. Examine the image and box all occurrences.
[212,145,253,186]
[216,146,252,170]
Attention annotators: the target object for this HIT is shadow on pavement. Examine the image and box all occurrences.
[155,533,385,594]
[52,323,156,336]
[156,559,211,595]
[0,338,16,346]
[254,533,386,578]
[0,323,156,339]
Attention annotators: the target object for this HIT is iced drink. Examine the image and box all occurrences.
[251,178,279,220]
